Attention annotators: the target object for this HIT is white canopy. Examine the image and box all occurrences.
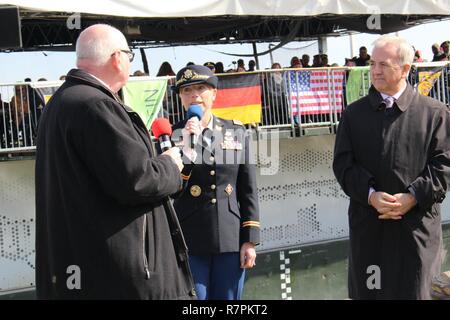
[1,0,450,17]
[1,0,449,50]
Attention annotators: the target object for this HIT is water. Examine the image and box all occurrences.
[243,223,450,300]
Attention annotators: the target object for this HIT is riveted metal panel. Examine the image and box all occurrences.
[0,160,35,292]
[256,135,349,251]
[255,135,450,252]
[1,135,449,293]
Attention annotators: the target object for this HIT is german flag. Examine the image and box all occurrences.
[212,73,262,124]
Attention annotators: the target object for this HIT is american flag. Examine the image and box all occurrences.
[285,70,345,115]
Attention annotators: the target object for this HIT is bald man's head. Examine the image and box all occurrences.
[76,24,129,67]
[75,24,132,92]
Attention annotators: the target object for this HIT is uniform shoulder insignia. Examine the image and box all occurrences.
[232,119,244,126]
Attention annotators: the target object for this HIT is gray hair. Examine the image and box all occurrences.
[372,35,415,66]
[76,24,128,66]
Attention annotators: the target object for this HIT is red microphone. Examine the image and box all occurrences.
[151,118,173,152]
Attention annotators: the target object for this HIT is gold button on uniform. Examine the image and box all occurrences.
[210,170,215,176]
[190,185,202,197]
[211,198,217,204]
[211,184,216,190]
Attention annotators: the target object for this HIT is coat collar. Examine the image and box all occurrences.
[213,116,224,130]
[369,83,415,112]
[66,69,134,113]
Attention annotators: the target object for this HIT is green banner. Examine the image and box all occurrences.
[345,67,371,105]
[122,79,167,129]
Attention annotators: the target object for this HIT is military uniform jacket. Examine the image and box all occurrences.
[172,117,260,255]
[333,84,450,299]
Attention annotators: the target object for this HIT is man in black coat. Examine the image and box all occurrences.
[35,24,195,299]
[171,65,260,300]
[333,35,450,299]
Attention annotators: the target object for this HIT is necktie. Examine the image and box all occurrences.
[384,96,395,109]
[384,96,395,116]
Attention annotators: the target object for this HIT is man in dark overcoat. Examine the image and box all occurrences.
[35,24,195,299]
[333,35,450,299]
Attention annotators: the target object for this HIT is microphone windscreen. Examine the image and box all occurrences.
[187,105,203,120]
[151,118,172,139]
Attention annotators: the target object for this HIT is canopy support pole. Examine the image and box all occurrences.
[252,42,260,70]
[318,36,327,54]
[140,48,149,75]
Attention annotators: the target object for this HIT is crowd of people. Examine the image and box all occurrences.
[3,39,450,150]
[131,40,450,78]
[0,82,45,149]
[3,38,450,152]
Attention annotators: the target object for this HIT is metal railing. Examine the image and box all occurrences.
[1,61,449,154]
[0,83,46,153]
[157,62,449,135]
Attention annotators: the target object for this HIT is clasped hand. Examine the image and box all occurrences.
[369,191,417,220]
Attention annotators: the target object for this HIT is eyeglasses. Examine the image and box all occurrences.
[111,49,135,62]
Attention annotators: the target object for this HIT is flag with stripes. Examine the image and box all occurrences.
[285,70,345,115]
[212,73,262,124]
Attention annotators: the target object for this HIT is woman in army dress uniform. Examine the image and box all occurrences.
[171,65,260,300]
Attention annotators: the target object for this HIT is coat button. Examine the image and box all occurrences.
[189,288,196,297]
[211,198,217,204]
[210,170,215,176]
[209,156,215,162]
[211,184,216,190]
